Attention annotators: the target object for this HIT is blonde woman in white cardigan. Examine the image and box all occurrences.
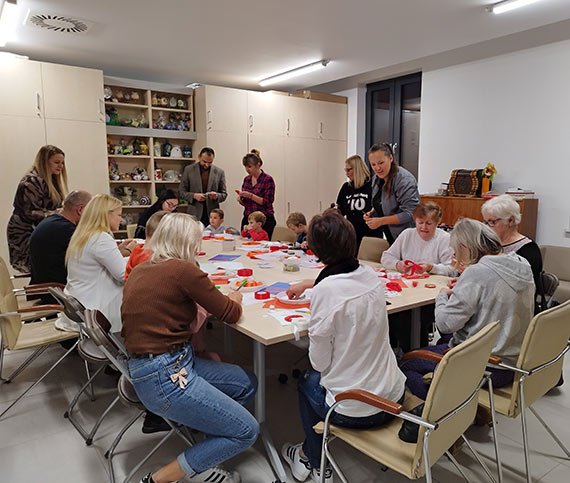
[61,194,136,331]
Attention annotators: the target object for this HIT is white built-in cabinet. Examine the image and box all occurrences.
[195,86,348,228]
[0,57,108,268]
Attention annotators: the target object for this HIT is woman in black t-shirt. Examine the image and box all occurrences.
[336,155,383,247]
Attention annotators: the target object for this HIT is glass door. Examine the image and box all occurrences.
[366,73,422,179]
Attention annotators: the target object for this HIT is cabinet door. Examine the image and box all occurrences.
[0,59,43,118]
[247,91,287,136]
[319,101,347,141]
[0,115,46,266]
[205,86,248,134]
[205,131,248,228]
[45,119,108,195]
[317,140,347,213]
[284,137,319,221]
[248,133,286,224]
[41,63,104,122]
[285,96,320,139]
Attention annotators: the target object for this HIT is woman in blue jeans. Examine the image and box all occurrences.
[282,210,406,483]
[121,212,258,483]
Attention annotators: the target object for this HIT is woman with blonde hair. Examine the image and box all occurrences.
[121,213,258,483]
[61,194,135,332]
[401,218,535,399]
[7,145,68,272]
[336,154,383,247]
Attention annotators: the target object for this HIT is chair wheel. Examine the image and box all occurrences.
[85,438,93,446]
[292,369,301,379]
[278,373,288,384]
[63,411,69,418]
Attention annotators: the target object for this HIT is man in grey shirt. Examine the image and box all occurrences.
[179,147,227,226]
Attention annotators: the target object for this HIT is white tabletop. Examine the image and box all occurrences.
[200,239,450,346]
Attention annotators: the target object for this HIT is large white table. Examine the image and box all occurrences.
[200,239,450,482]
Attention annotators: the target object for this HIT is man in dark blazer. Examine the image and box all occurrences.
[179,147,228,226]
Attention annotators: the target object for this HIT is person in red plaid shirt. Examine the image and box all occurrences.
[236,149,277,240]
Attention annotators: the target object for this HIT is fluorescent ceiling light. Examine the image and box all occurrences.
[185,82,201,89]
[489,0,544,15]
[259,59,330,87]
[0,0,18,47]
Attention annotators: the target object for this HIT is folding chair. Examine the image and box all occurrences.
[478,300,570,483]
[271,225,297,243]
[357,237,389,263]
[84,309,195,483]
[317,322,503,483]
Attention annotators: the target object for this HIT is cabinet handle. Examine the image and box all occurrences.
[319,121,323,136]
[319,201,322,212]
[207,110,212,123]
[287,202,290,213]
[36,92,41,116]
[249,114,254,132]
[286,118,290,135]
[99,99,105,115]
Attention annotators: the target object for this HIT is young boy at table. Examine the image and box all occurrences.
[204,208,226,235]
[287,211,308,246]
[282,209,406,483]
[241,211,269,241]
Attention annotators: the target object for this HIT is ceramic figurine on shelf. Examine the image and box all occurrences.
[131,91,140,104]
[154,168,162,180]
[116,90,124,102]
[132,138,142,155]
[104,86,112,100]
[171,145,182,158]
[154,140,161,157]
[182,145,192,158]
[108,159,120,181]
[107,138,114,154]
[161,141,172,157]
[114,145,123,155]
[124,92,131,103]
[139,195,151,205]
[140,142,149,155]
[131,167,149,181]
[169,96,177,108]
[152,93,158,106]
[177,98,186,109]
[163,169,181,182]
[160,96,168,106]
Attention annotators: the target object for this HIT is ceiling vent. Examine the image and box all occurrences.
[25,12,93,34]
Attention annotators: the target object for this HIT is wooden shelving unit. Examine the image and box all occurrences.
[104,78,197,237]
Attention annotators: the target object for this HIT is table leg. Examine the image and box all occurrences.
[253,341,287,483]
[411,307,421,349]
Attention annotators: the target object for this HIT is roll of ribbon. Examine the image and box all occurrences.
[254,290,270,300]
[237,268,253,277]
[425,283,437,289]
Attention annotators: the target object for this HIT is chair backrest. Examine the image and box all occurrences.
[410,322,500,478]
[541,245,570,281]
[503,299,570,416]
[357,237,389,263]
[84,309,128,374]
[271,225,297,243]
[0,257,23,349]
[540,271,559,304]
[126,224,137,239]
[48,287,86,324]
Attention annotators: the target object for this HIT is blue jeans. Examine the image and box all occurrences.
[128,345,259,476]
[298,370,402,468]
[401,343,514,400]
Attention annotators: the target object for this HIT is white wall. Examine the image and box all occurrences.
[419,39,570,246]
[334,87,366,159]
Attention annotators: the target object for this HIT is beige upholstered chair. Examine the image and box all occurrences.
[357,236,389,263]
[126,223,137,239]
[316,322,502,483]
[540,245,570,302]
[271,225,297,243]
[478,300,570,483]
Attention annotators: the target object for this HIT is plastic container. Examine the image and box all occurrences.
[283,257,300,272]
[237,268,253,277]
[222,239,236,251]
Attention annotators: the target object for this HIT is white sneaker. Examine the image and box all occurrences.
[309,466,333,483]
[183,467,241,483]
[281,442,311,481]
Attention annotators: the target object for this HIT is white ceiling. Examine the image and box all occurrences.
[3,0,570,92]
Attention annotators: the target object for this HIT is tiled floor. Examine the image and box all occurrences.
[1,320,569,482]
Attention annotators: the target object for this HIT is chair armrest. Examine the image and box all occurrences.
[11,272,31,279]
[442,347,502,365]
[401,350,443,364]
[335,389,403,414]
[18,304,63,313]
[24,282,66,293]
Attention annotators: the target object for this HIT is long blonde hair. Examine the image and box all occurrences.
[31,145,68,206]
[346,155,370,189]
[148,212,202,264]
[66,194,122,263]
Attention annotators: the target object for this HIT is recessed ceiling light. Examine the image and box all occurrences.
[488,0,545,15]
[259,60,330,87]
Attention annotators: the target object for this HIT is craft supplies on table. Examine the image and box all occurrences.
[208,254,241,262]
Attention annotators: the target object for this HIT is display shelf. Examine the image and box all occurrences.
[151,106,192,114]
[106,125,197,140]
[155,180,181,184]
[105,101,148,109]
[107,154,150,159]
[154,156,194,161]
[110,180,152,184]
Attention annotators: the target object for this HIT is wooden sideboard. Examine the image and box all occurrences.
[420,195,538,239]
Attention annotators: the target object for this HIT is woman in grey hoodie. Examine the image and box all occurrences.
[402,218,535,400]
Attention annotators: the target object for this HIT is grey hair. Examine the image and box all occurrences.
[63,190,92,209]
[450,218,502,266]
[147,212,203,264]
[481,194,521,225]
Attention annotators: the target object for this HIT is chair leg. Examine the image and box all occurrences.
[487,377,504,483]
[122,430,176,483]
[4,346,48,382]
[445,450,472,482]
[84,359,96,401]
[519,378,532,483]
[84,395,120,446]
[529,407,570,459]
[106,410,145,483]
[0,340,79,420]
[461,435,497,483]
[0,341,5,382]
[65,364,106,420]
[422,429,433,483]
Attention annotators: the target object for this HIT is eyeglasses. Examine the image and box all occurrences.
[484,218,502,227]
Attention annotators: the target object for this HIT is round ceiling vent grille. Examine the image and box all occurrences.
[27,14,91,34]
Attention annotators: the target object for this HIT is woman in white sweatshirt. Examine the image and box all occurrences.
[282,210,405,483]
[401,218,535,400]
